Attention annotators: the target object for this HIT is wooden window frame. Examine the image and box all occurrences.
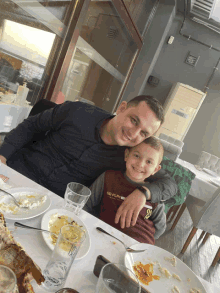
[44,0,144,106]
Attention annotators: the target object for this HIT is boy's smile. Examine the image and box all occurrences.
[124,142,161,183]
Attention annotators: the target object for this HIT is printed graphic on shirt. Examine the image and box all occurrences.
[107,191,122,200]
[144,209,152,220]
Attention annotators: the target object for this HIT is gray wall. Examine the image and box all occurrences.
[121,0,176,103]
[142,13,220,164]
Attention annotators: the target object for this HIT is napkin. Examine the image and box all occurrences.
[0,175,11,190]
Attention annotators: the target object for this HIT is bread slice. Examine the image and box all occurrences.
[0,212,45,293]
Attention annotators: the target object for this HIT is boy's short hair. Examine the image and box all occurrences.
[127,95,164,125]
[142,136,164,164]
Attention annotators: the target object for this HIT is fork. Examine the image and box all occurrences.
[14,222,58,236]
[0,188,29,209]
[96,227,147,253]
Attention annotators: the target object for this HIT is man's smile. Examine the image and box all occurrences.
[122,129,131,141]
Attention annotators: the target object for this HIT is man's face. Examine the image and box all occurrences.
[110,101,161,147]
[124,143,161,183]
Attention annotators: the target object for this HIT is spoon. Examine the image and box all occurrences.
[96,227,147,253]
[0,188,29,209]
[14,222,58,237]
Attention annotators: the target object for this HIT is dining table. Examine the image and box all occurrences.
[176,158,220,202]
[0,162,220,293]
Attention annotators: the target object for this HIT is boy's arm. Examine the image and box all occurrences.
[83,172,105,217]
[150,203,166,239]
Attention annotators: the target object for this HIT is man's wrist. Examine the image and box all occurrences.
[137,186,150,200]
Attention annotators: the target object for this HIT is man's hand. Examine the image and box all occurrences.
[115,189,148,228]
[0,155,7,165]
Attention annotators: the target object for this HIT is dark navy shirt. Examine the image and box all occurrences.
[0,101,177,199]
[0,102,126,196]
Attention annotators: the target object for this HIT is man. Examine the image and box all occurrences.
[0,95,177,228]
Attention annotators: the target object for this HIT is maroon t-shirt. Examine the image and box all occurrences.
[99,170,157,244]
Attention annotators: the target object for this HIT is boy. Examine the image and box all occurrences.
[84,136,166,244]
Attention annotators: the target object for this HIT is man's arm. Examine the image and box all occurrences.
[0,155,7,165]
[150,203,166,239]
[0,101,77,161]
[83,172,105,217]
[115,169,177,228]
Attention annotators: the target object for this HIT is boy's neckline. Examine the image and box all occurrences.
[124,172,146,186]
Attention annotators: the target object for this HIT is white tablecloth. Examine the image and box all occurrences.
[0,163,219,293]
[176,158,218,202]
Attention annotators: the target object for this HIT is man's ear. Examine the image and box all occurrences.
[116,101,128,114]
[153,164,161,175]
[124,148,129,161]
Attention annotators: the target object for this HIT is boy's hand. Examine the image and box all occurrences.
[115,189,148,228]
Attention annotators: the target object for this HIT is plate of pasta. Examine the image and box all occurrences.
[41,208,90,260]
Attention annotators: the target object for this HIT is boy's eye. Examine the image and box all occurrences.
[141,131,147,138]
[134,154,139,158]
[131,117,137,125]
[147,160,152,164]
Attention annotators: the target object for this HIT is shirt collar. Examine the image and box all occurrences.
[95,114,115,143]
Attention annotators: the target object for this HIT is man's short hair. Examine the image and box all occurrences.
[127,95,164,125]
[143,136,164,163]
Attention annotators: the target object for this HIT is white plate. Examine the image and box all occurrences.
[124,244,206,293]
[0,187,51,220]
[203,168,219,178]
[41,208,91,260]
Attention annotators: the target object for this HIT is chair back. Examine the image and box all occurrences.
[196,151,220,176]
[160,156,196,213]
[196,187,220,237]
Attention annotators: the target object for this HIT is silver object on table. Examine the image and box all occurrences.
[0,187,29,209]
[96,227,147,253]
[14,222,58,236]
[55,289,79,293]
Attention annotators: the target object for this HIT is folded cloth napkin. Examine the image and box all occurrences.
[0,175,11,190]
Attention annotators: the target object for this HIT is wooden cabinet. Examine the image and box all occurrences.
[156,82,206,140]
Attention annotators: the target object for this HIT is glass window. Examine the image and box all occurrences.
[61,0,138,112]
[0,0,76,105]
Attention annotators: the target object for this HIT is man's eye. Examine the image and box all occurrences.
[134,154,139,158]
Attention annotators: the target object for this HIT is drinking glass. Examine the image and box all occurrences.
[96,263,141,293]
[64,182,91,215]
[42,224,86,292]
[0,265,18,293]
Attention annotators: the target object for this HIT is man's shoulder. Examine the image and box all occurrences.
[64,101,110,115]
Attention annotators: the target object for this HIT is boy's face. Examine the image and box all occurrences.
[124,143,161,183]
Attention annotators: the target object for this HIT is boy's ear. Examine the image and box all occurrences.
[153,164,161,175]
[116,101,128,114]
[124,148,129,161]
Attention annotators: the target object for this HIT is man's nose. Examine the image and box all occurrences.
[130,127,141,140]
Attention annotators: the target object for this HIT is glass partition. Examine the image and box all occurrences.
[61,0,138,112]
[0,0,76,105]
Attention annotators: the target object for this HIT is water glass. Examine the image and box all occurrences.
[96,263,141,293]
[64,182,91,215]
[42,224,86,292]
[0,265,18,293]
